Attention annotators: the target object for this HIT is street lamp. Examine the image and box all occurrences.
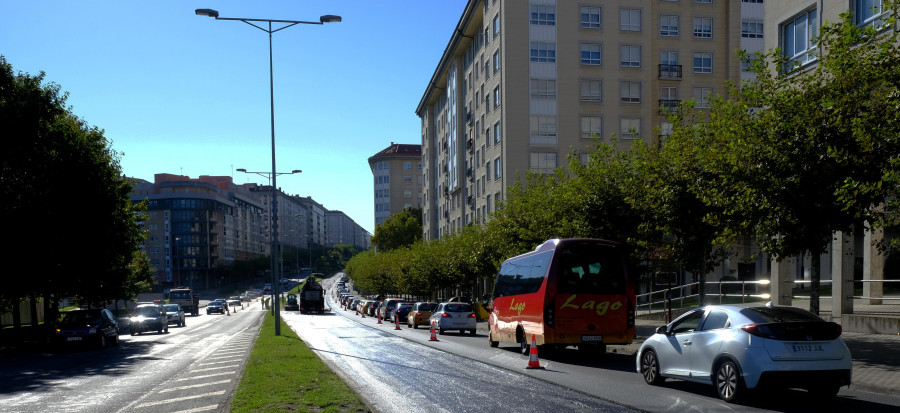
[198,8,340,336]
[236,168,301,318]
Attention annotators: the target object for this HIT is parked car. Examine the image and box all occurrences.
[240,292,252,302]
[163,303,186,327]
[407,302,438,329]
[378,299,403,322]
[54,308,119,348]
[636,304,852,403]
[429,302,477,335]
[368,300,383,317]
[206,301,226,315]
[130,303,169,335]
[227,297,242,311]
[213,298,229,312]
[394,302,415,324]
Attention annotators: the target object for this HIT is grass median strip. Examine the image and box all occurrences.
[231,312,369,412]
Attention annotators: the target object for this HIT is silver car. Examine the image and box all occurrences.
[429,302,477,335]
[636,303,852,403]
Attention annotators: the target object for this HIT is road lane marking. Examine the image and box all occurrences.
[136,390,226,408]
[159,379,231,393]
[175,372,236,381]
[172,405,220,413]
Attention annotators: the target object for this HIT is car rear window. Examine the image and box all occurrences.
[417,303,437,311]
[741,306,823,323]
[446,303,473,312]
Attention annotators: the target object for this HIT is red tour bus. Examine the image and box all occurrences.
[488,238,636,354]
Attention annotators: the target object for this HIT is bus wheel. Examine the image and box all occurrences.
[518,330,530,355]
[488,331,499,347]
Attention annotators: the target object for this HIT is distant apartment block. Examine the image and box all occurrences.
[131,174,370,287]
[416,0,759,240]
[368,142,423,227]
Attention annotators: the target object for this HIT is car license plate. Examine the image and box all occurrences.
[582,335,604,342]
[67,337,82,341]
[792,343,825,352]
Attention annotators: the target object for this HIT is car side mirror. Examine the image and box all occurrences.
[656,326,669,336]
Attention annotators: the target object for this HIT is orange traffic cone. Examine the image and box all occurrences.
[226,307,231,316]
[361,309,366,319]
[355,307,359,316]
[394,315,402,330]
[526,334,542,369]
[429,322,439,342]
[377,315,383,324]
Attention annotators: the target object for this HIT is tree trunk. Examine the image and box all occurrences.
[12,299,21,329]
[810,252,820,316]
[29,293,38,327]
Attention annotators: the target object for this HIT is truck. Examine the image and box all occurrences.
[285,294,300,311]
[299,275,325,314]
[168,287,199,316]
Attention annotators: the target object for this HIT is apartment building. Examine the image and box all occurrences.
[417,0,751,241]
[131,174,267,288]
[326,210,373,249]
[368,143,424,227]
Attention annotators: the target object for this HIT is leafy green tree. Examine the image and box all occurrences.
[371,208,422,252]
[673,4,900,313]
[1,56,146,323]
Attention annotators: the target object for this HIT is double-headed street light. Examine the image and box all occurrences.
[197,8,340,336]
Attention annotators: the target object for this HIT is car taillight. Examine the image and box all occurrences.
[416,312,422,316]
[741,324,778,339]
[468,313,476,318]
[442,313,451,318]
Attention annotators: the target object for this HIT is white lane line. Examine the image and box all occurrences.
[191,366,234,373]
[175,372,236,381]
[136,390,226,408]
[197,359,242,367]
[159,379,232,393]
[172,405,220,413]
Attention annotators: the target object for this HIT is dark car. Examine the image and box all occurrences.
[55,308,119,348]
[394,302,415,323]
[130,303,169,335]
[163,303,186,327]
[207,302,226,315]
[378,299,402,322]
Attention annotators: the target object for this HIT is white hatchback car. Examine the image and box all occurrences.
[429,302,477,335]
[636,303,852,403]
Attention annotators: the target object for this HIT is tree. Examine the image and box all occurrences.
[371,208,422,252]
[673,4,900,313]
[0,56,147,322]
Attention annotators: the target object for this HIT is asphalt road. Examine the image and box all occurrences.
[312,274,900,413]
[0,299,265,413]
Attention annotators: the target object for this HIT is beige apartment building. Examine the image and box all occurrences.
[417,0,754,241]
[368,143,424,227]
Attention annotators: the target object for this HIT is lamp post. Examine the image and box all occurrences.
[236,168,301,319]
[196,8,339,335]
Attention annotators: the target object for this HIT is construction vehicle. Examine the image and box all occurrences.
[285,294,300,311]
[168,287,199,316]
[299,275,325,314]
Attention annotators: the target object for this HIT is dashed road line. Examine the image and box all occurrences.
[136,390,227,408]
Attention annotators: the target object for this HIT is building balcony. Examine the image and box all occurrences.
[658,64,682,80]
[659,99,681,114]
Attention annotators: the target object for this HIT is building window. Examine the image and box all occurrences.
[531,116,557,136]
[493,50,500,72]
[530,152,557,174]
[695,0,713,3]
[619,81,641,103]
[660,121,674,138]
[530,42,557,62]
[782,8,818,68]
[693,17,713,38]
[531,78,557,99]
[853,0,885,27]
[581,43,602,65]
[494,157,502,180]
[403,190,412,199]
[620,118,641,139]
[403,161,412,170]
[530,4,556,25]
[580,116,602,139]
[494,121,501,145]
[493,14,500,35]
[580,79,602,102]
[403,175,413,184]
[580,7,601,29]
[693,52,712,73]
[620,8,641,31]
[693,87,713,108]
[660,15,679,36]
[741,19,763,38]
[493,86,501,108]
[620,45,641,67]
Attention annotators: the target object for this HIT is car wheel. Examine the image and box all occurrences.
[181,319,186,327]
[98,335,106,349]
[640,350,664,385]
[165,325,169,333]
[130,329,136,336]
[715,360,744,403]
[112,334,119,346]
[439,328,445,335]
[469,329,476,335]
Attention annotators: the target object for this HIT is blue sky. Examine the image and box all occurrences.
[1,0,468,234]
